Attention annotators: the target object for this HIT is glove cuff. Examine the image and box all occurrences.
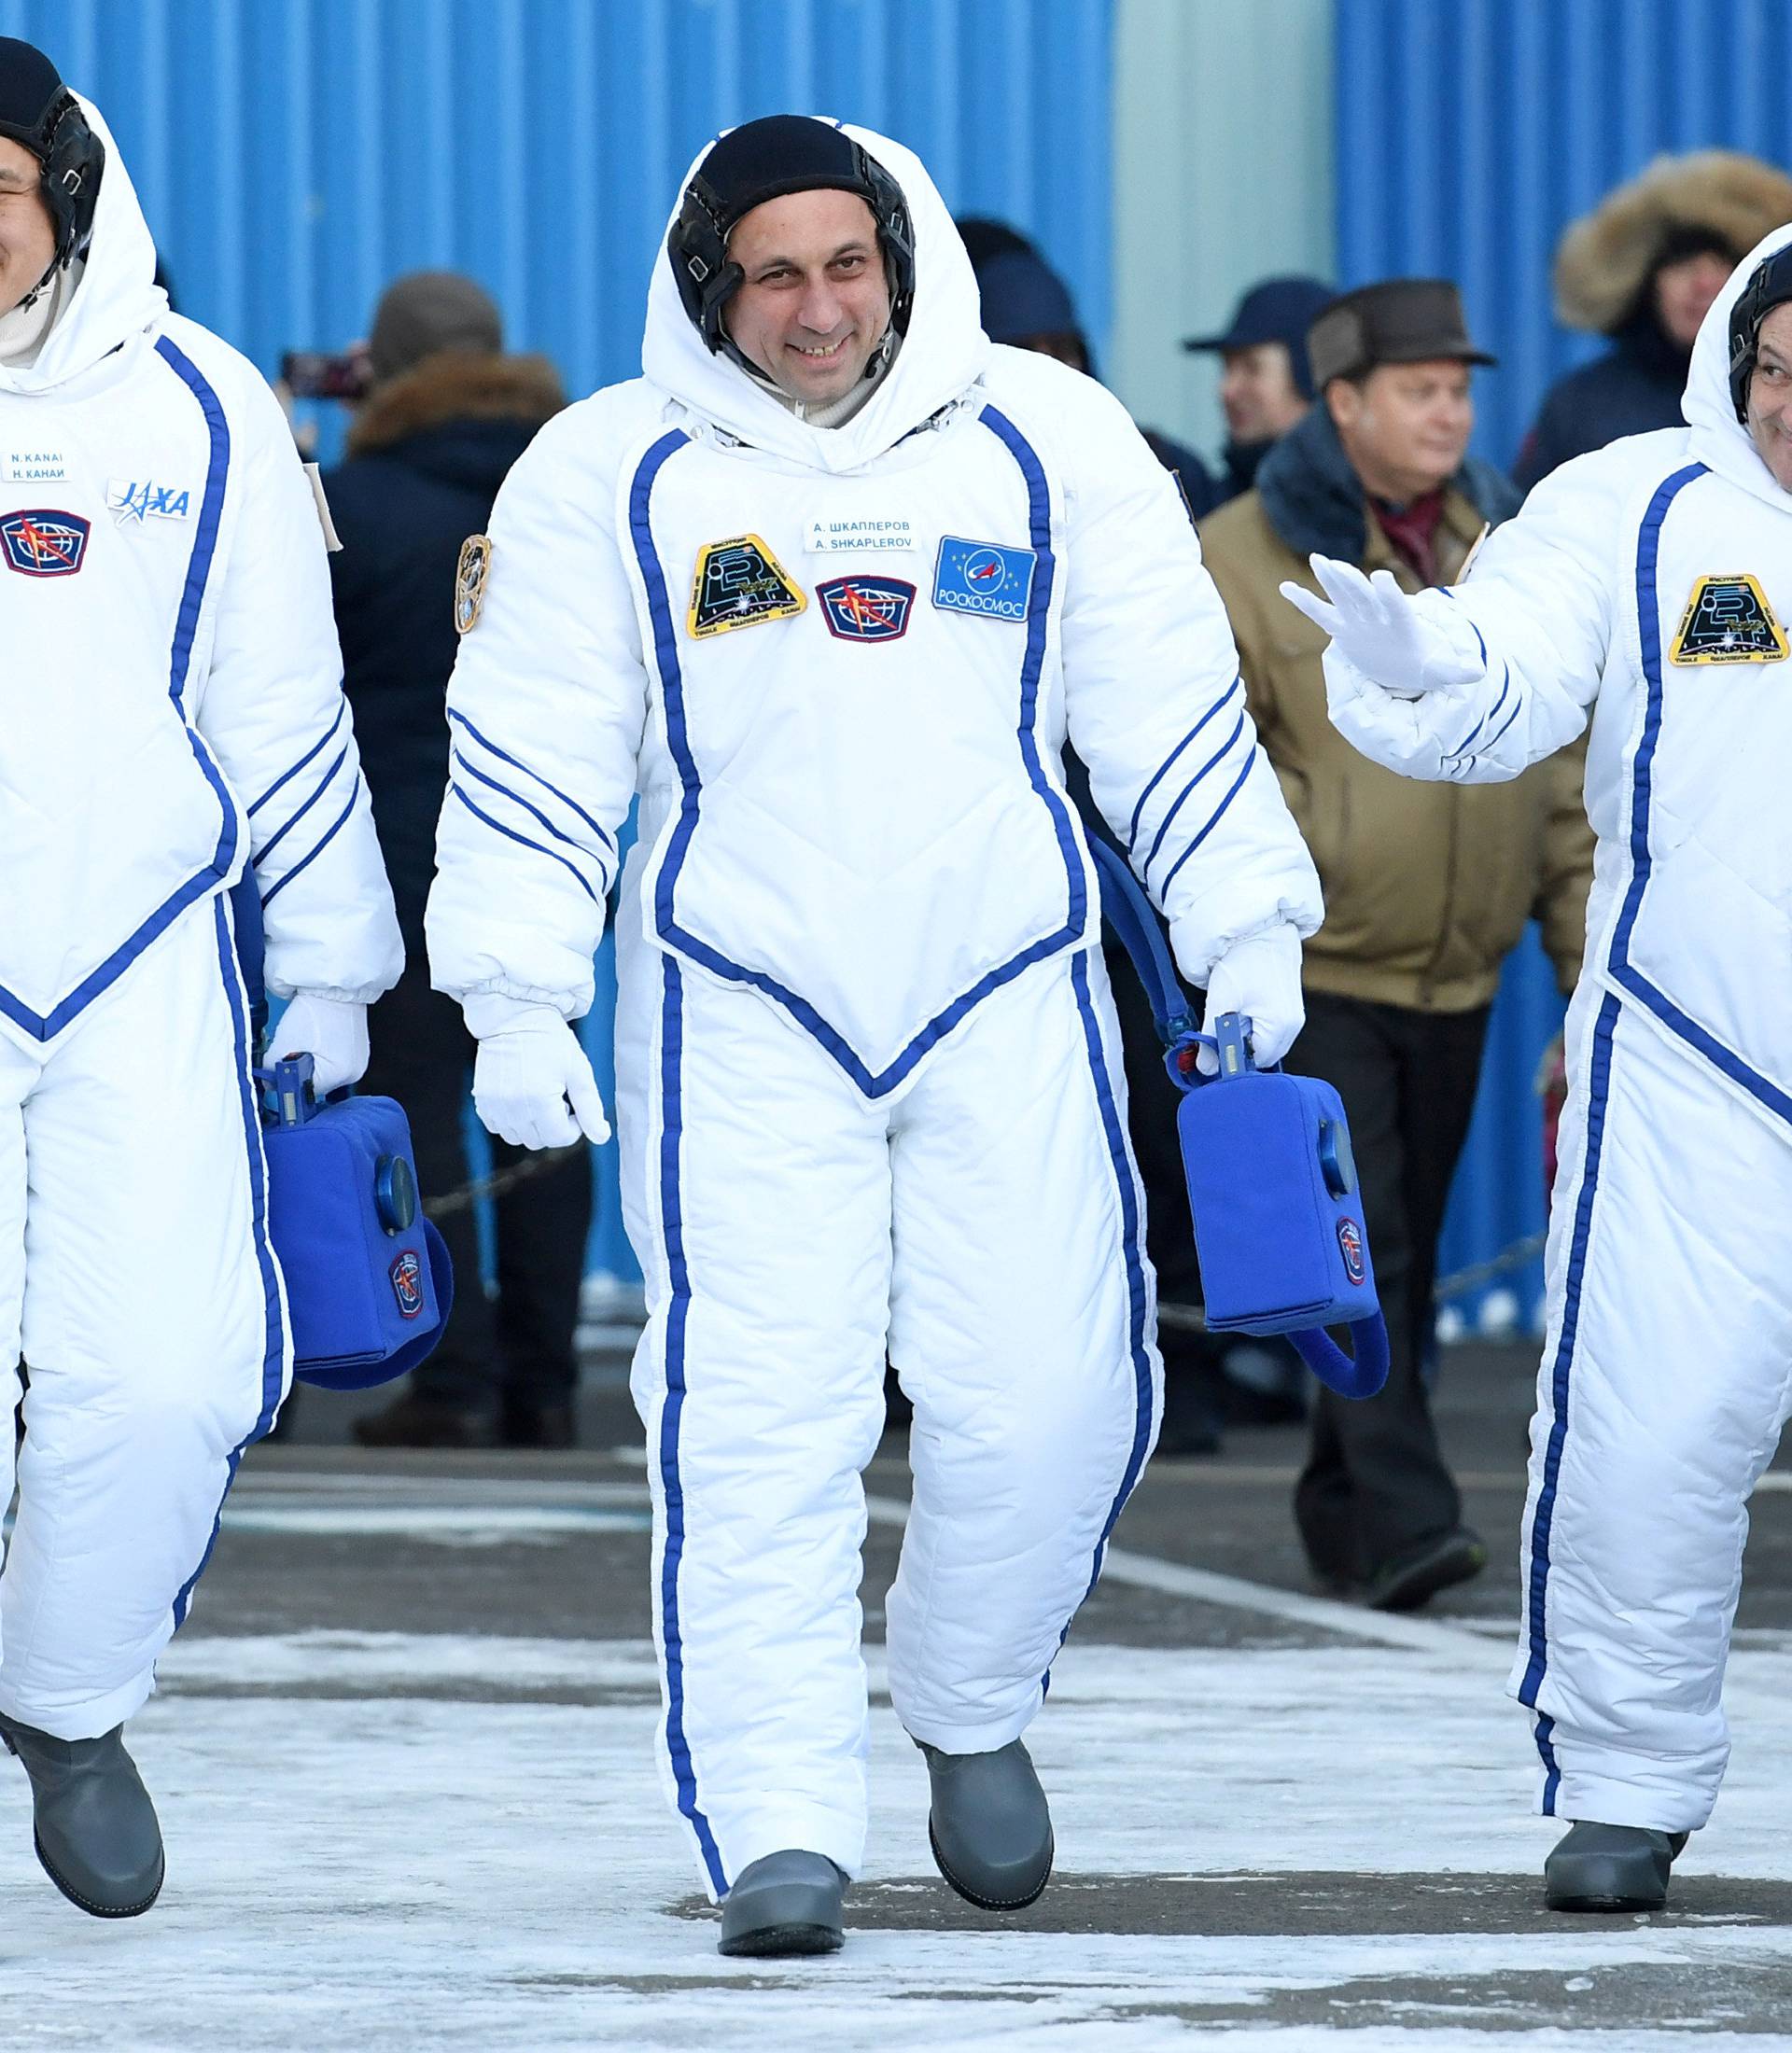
[463,994,568,1041]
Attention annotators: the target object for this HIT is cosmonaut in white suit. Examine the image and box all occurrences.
[1283,226,1792,1914]
[0,42,399,1916]
[427,115,1322,1954]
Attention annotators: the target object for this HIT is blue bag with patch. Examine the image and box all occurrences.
[1090,838,1387,1400]
[258,1054,455,1390]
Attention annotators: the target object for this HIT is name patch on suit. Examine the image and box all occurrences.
[1670,573,1788,665]
[105,478,192,524]
[2,448,66,483]
[931,536,1035,621]
[804,515,917,555]
[688,535,806,637]
[816,575,916,643]
[0,508,90,578]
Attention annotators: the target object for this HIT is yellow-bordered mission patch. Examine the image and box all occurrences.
[1670,572,1788,665]
[455,534,492,635]
[688,534,806,638]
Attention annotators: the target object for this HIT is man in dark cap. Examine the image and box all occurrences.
[1200,279,1594,1615]
[1183,274,1336,507]
[965,222,1216,516]
[0,39,399,1916]
[319,274,583,1453]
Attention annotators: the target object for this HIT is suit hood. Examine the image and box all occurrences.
[0,93,166,396]
[640,120,988,475]
[1685,222,1792,513]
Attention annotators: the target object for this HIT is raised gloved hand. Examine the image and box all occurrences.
[1197,925,1304,1076]
[271,994,370,1096]
[466,998,609,1152]
[1279,555,1484,697]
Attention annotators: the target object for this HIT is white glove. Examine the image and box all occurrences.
[1279,555,1484,697]
[468,999,609,1152]
[1197,925,1305,1076]
[271,994,370,1096]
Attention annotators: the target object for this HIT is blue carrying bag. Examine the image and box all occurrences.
[1090,837,1388,1400]
[258,1054,455,1391]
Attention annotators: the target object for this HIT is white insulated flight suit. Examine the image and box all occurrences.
[1326,227,1792,1833]
[0,101,399,1738]
[428,125,1322,1890]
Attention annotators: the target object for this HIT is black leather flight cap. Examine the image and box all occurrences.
[1307,278,1496,387]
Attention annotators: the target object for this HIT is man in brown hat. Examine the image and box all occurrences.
[1199,279,1594,1613]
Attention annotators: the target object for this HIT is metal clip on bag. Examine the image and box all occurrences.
[1089,839,1387,1400]
[258,1054,455,1390]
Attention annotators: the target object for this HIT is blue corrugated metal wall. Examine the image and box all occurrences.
[8,0,1112,451]
[1337,0,1792,472]
[1335,0,1792,1331]
[8,0,1113,1285]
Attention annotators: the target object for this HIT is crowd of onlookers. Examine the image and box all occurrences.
[307,145,1792,1606]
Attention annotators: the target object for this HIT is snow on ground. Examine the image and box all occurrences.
[0,1627,1787,2046]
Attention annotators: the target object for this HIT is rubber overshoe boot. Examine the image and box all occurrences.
[1362,1527,1487,1613]
[1545,1821,1688,1911]
[920,1738,1054,1910]
[0,1715,164,1918]
[717,1850,846,1957]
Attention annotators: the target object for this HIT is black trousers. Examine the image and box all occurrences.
[363,960,594,1415]
[1290,991,1491,1583]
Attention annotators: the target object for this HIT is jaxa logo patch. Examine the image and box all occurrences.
[688,534,805,638]
[931,536,1035,621]
[1337,1217,1366,1288]
[389,1250,425,1320]
[0,508,89,578]
[816,575,916,643]
[455,534,492,635]
[105,478,192,525]
[1670,573,1788,665]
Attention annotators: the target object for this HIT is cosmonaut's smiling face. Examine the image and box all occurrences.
[724,188,892,409]
[1746,302,1792,494]
[0,133,54,319]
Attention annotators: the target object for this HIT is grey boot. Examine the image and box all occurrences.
[1545,1821,1689,1911]
[920,1738,1054,1910]
[717,1850,846,1958]
[0,1714,164,1919]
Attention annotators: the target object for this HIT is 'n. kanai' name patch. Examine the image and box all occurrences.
[688,534,806,638]
[1671,572,1788,665]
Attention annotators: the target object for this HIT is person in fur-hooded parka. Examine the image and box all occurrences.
[1514,150,1792,492]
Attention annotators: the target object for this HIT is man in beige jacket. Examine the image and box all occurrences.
[1201,279,1593,1611]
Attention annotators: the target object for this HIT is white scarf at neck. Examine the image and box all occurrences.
[745,330,900,430]
[0,262,77,369]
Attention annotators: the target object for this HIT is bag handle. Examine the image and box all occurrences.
[1086,838,1269,1090]
[1289,1320,1390,1401]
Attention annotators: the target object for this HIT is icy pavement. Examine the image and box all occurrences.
[1,1458,1790,2046]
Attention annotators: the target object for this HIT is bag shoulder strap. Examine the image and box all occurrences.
[1086,836,1198,1047]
